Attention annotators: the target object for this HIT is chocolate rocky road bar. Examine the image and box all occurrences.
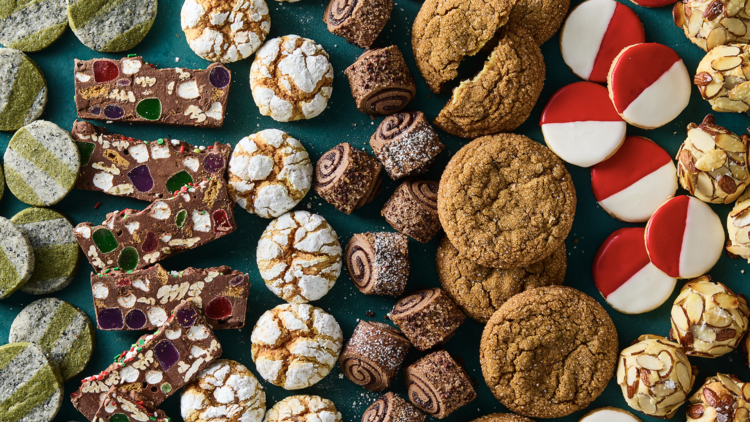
[93,387,170,422]
[71,299,222,421]
[74,177,236,272]
[91,264,249,331]
[72,120,231,202]
[74,56,231,128]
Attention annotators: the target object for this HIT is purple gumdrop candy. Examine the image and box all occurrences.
[117,79,131,86]
[89,105,101,115]
[209,66,230,89]
[176,307,197,327]
[104,104,124,119]
[125,309,147,329]
[154,340,180,371]
[230,275,244,286]
[128,165,154,192]
[98,308,124,330]
[203,154,225,173]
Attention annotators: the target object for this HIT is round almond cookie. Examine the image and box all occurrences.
[4,120,80,206]
[686,374,750,422]
[608,43,691,129]
[251,304,343,390]
[508,0,569,45]
[264,395,342,422]
[471,414,536,422]
[256,211,341,303]
[591,136,678,223]
[560,0,644,82]
[250,35,333,122]
[727,190,750,260]
[646,195,725,279]
[593,227,677,314]
[436,236,567,323]
[540,81,626,167]
[0,342,63,421]
[480,286,618,418]
[181,0,271,63]
[0,48,47,131]
[579,408,642,422]
[437,134,576,269]
[0,216,33,299]
[66,0,158,52]
[673,0,750,51]
[695,44,750,114]
[0,0,68,52]
[228,130,313,218]
[181,359,266,422]
[11,208,79,294]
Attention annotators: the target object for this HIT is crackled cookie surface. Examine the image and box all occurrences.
[508,0,569,44]
[674,0,750,51]
[265,395,342,422]
[480,286,618,418]
[471,414,536,422]
[696,44,750,113]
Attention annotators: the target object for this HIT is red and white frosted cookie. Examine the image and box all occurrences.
[594,227,677,314]
[630,0,676,8]
[540,82,626,167]
[581,408,643,422]
[591,136,678,223]
[646,195,725,279]
[560,0,644,83]
[608,43,691,129]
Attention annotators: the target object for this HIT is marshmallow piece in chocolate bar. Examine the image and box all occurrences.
[93,387,170,422]
[71,299,222,421]
[74,177,236,272]
[73,120,231,202]
[91,264,249,331]
[74,57,231,128]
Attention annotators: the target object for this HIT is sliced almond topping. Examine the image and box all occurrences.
[657,390,686,409]
[715,328,737,341]
[727,0,745,16]
[695,72,714,86]
[689,128,717,151]
[680,149,699,173]
[637,354,666,371]
[622,342,649,356]
[704,387,721,407]
[697,172,715,197]
[730,199,750,217]
[708,27,729,51]
[676,362,692,391]
[704,80,725,99]
[729,162,748,181]
[672,305,691,331]
[724,75,746,90]
[718,174,738,194]
[652,381,677,397]
[674,2,687,27]
[617,358,626,384]
[705,0,725,20]
[690,324,717,342]
[722,18,748,36]
[704,307,733,327]
[715,133,747,152]
[714,97,750,112]
[638,393,657,414]
[743,381,750,400]
[733,208,750,227]
[692,280,725,296]
[736,406,750,422]
[657,350,674,378]
[729,80,750,101]
[718,373,743,396]
[709,345,735,355]
[743,63,750,80]
[689,10,705,36]
[713,292,740,309]
[696,149,727,171]
[685,293,705,323]
[687,403,705,419]
[713,45,743,57]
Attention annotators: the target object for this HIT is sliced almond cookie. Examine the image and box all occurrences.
[0,0,68,52]
[264,395,342,422]
[0,342,64,422]
[66,0,158,52]
[0,48,46,131]
[9,298,95,381]
[11,208,79,294]
[228,130,312,218]
[695,44,750,113]
[4,120,80,206]
[673,0,750,52]
[727,190,750,260]
[0,215,34,299]
[686,374,750,422]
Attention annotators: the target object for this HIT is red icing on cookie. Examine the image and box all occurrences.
[540,82,621,124]
[609,43,681,112]
[588,3,645,83]
[593,227,651,297]
[591,136,672,200]
[631,0,678,8]
[645,195,689,278]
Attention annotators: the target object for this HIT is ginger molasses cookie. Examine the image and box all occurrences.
[437,236,566,323]
[508,0,569,45]
[412,0,516,94]
[471,414,536,422]
[434,24,544,138]
[438,134,576,269]
[480,286,618,418]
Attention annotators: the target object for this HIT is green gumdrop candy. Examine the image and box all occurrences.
[166,171,193,193]
[76,142,95,166]
[161,382,172,393]
[136,98,162,121]
[110,414,129,422]
[93,228,118,254]
[176,209,187,228]
[117,247,139,271]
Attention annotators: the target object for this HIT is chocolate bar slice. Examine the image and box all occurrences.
[73,120,231,201]
[74,177,236,272]
[74,57,231,128]
[93,387,170,422]
[91,264,249,331]
[71,299,221,421]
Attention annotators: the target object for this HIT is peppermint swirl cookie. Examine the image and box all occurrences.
[674,0,750,51]
[338,321,410,391]
[371,111,444,180]
[228,130,313,218]
[181,0,271,63]
[345,232,409,296]
[265,396,342,422]
[250,35,333,121]
[362,393,425,422]
[345,46,416,115]
[314,143,383,214]
[256,211,341,303]
[251,304,343,390]
[695,44,750,113]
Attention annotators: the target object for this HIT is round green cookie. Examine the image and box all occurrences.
[0,342,64,421]
[9,298,95,381]
[11,208,79,294]
[0,215,34,299]
[4,120,80,206]
[0,0,68,52]
[67,0,158,52]
[0,48,47,131]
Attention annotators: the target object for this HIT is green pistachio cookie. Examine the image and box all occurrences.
[0,0,68,51]
[67,0,158,52]
[0,342,64,421]
[0,48,47,131]
[0,216,34,299]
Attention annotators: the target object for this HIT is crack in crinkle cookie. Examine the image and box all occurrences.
[264,395,342,422]
[181,0,271,63]
[251,304,343,390]
[66,0,158,52]
[256,211,342,303]
[250,35,334,121]
[181,359,266,422]
[228,129,312,218]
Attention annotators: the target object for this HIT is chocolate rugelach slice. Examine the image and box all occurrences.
[381,179,441,243]
[91,264,249,331]
[314,143,383,214]
[403,350,476,418]
[361,392,425,422]
[74,177,236,272]
[345,232,409,296]
[74,57,231,128]
[370,111,444,180]
[72,120,231,201]
[339,320,410,391]
[93,387,170,422]
[71,299,221,421]
[323,0,393,48]
[390,287,465,351]
[345,46,416,115]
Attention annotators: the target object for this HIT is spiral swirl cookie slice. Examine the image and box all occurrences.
[471,414,537,422]
[324,0,392,48]
[345,232,409,296]
[345,46,416,115]
[338,321,410,391]
[228,130,313,218]
[362,392,425,422]
[0,0,68,52]
[265,395,342,422]
[673,0,750,51]
[0,216,33,299]
[67,0,158,52]
[371,111,444,180]
[0,49,46,131]
[0,342,63,422]
[404,350,476,418]
[382,179,441,243]
[390,287,465,351]
[315,143,383,214]
[481,286,618,418]
[251,304,343,390]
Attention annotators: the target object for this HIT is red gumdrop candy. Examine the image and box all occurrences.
[212,209,231,233]
[205,297,232,320]
[141,232,158,253]
[94,60,119,83]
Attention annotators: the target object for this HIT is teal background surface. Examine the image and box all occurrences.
[0,0,748,421]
